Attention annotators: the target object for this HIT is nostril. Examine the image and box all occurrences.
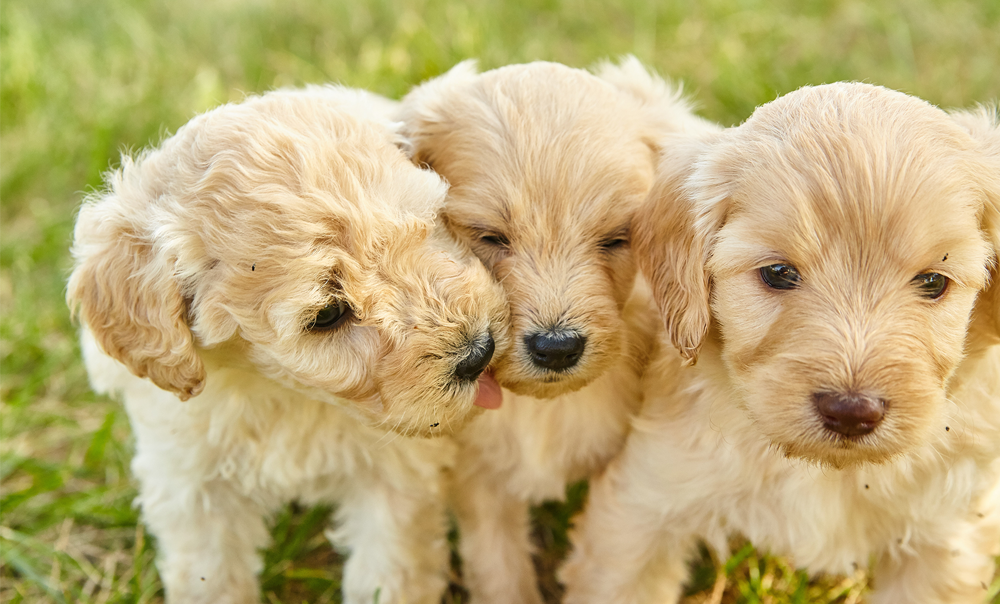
[812,392,886,437]
[454,333,495,381]
[525,330,586,371]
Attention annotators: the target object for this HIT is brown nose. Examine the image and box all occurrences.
[812,392,885,437]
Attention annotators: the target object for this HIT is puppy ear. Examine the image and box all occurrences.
[397,60,480,165]
[67,174,206,400]
[951,104,1000,343]
[633,132,727,363]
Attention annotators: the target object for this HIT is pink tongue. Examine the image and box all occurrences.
[473,372,503,409]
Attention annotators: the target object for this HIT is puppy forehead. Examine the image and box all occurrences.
[208,94,445,211]
[175,97,453,310]
[709,83,988,276]
[198,102,445,229]
[437,64,655,233]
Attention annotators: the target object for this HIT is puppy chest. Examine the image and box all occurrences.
[728,463,979,575]
[500,395,633,500]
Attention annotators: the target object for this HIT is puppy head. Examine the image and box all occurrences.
[400,59,706,398]
[636,83,1000,466]
[67,86,510,437]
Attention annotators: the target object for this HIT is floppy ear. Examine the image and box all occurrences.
[396,60,480,166]
[951,104,1000,344]
[633,132,727,363]
[67,170,206,400]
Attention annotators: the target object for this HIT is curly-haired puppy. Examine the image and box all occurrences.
[561,83,1000,603]
[399,58,716,603]
[67,86,509,604]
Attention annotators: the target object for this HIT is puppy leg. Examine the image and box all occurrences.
[450,465,543,604]
[562,414,719,604]
[560,460,694,604]
[331,471,450,604]
[140,478,270,604]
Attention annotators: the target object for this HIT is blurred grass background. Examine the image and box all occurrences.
[2,0,999,602]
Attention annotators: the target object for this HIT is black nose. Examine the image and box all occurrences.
[455,333,495,381]
[525,330,586,371]
[812,392,886,437]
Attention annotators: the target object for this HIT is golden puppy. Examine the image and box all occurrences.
[561,84,1000,603]
[399,58,716,603]
[67,86,508,604]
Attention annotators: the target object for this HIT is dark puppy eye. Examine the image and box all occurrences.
[912,272,948,299]
[760,264,801,290]
[479,232,510,247]
[308,300,351,331]
[599,237,629,252]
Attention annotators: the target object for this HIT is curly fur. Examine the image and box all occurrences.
[561,84,1000,603]
[67,85,510,604]
[399,57,716,603]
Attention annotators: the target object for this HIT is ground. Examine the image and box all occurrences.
[2,0,999,602]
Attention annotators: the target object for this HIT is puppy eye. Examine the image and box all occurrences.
[599,237,629,252]
[760,264,801,290]
[911,272,948,300]
[478,232,510,247]
[308,300,351,331]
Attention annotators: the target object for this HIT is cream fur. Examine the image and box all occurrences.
[67,86,511,604]
[561,84,1000,603]
[399,58,716,603]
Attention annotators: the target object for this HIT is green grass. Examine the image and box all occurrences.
[2,0,999,602]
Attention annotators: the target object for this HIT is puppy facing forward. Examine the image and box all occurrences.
[561,83,1000,603]
[399,58,717,603]
[67,86,509,604]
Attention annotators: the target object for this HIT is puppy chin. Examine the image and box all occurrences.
[773,433,906,469]
[492,356,605,399]
[498,373,591,399]
[376,382,486,438]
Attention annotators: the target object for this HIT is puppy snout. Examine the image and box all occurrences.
[525,330,586,371]
[812,392,886,437]
[455,333,495,381]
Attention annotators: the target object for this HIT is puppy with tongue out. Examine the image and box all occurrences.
[472,372,503,410]
[453,333,504,411]
[400,58,716,603]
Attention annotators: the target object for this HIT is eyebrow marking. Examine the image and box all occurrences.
[608,221,631,238]
[942,253,948,262]
[598,221,632,244]
[497,199,512,224]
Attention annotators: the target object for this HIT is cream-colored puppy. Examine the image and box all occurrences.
[67,86,509,604]
[399,58,716,603]
[561,84,1000,603]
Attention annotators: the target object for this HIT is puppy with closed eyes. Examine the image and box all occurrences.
[67,85,509,604]
[399,58,716,603]
[560,84,1000,603]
